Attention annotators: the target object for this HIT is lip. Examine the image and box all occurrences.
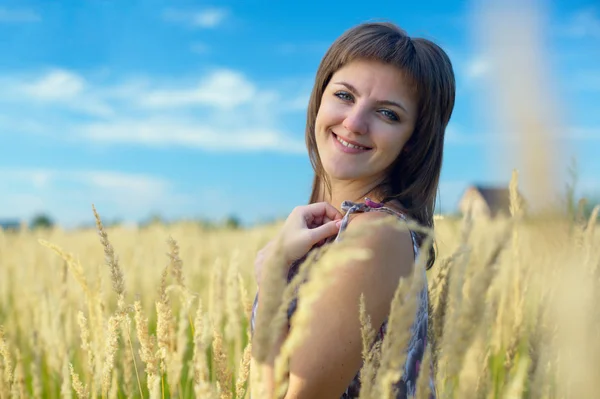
[332,132,372,154]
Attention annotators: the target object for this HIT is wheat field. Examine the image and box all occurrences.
[0,173,599,399]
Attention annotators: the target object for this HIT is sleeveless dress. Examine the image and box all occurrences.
[250,198,436,398]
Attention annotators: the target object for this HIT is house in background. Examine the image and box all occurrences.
[458,185,523,219]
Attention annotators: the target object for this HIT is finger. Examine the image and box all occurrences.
[321,214,343,224]
[305,202,343,222]
[311,214,324,227]
[307,220,341,245]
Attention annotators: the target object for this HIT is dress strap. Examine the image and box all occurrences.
[337,198,420,260]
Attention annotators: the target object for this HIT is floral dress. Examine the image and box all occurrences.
[251,199,436,399]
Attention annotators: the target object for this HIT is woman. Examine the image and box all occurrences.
[251,21,455,399]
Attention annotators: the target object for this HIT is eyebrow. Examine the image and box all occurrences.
[333,81,409,114]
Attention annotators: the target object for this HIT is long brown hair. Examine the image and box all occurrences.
[305,22,456,269]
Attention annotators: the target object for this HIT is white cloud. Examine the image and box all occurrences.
[74,171,169,194]
[0,7,40,23]
[21,70,85,99]
[163,8,228,29]
[1,69,114,117]
[140,69,256,109]
[78,117,305,153]
[0,67,306,153]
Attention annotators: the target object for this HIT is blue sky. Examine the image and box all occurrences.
[0,0,598,228]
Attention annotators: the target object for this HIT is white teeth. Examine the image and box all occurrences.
[336,135,368,150]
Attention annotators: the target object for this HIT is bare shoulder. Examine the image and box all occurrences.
[344,210,415,277]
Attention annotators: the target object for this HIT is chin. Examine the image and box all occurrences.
[323,165,363,181]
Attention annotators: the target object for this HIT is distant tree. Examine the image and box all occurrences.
[140,213,165,228]
[30,213,54,229]
[224,215,241,229]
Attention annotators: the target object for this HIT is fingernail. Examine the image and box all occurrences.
[336,220,342,228]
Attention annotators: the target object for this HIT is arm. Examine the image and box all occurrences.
[282,212,415,399]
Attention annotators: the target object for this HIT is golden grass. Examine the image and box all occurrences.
[0,185,598,398]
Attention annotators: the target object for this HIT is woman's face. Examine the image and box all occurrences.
[315,59,418,185]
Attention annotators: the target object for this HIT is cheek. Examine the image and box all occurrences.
[316,99,342,130]
[377,132,410,162]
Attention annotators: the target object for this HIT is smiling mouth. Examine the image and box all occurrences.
[332,133,372,150]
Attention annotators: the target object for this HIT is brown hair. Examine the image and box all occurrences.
[305,22,456,269]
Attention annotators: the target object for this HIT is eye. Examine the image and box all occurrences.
[379,109,399,122]
[334,91,354,102]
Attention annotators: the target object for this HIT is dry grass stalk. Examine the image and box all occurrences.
[30,332,42,399]
[415,345,432,399]
[192,300,216,398]
[585,205,600,271]
[509,169,523,219]
[156,265,174,375]
[374,237,431,399]
[61,358,73,399]
[271,243,322,339]
[108,371,118,399]
[251,236,289,364]
[167,236,186,289]
[429,251,456,375]
[168,301,191,398]
[77,312,95,387]
[121,316,135,398]
[501,172,526,372]
[372,278,413,399]
[37,240,91,299]
[0,360,5,399]
[441,225,511,385]
[0,326,13,392]
[501,358,530,399]
[11,349,25,399]
[211,327,232,399]
[357,293,379,399]
[238,273,253,323]
[209,258,226,331]
[225,250,242,365]
[456,327,487,398]
[235,337,252,399]
[133,300,159,393]
[92,204,126,309]
[269,243,325,394]
[101,313,123,397]
[528,292,556,399]
[70,363,90,399]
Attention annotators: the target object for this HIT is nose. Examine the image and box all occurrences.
[342,105,368,135]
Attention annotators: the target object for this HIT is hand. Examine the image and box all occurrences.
[277,202,344,265]
[254,202,344,286]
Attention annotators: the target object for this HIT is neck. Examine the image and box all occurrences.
[320,176,387,213]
